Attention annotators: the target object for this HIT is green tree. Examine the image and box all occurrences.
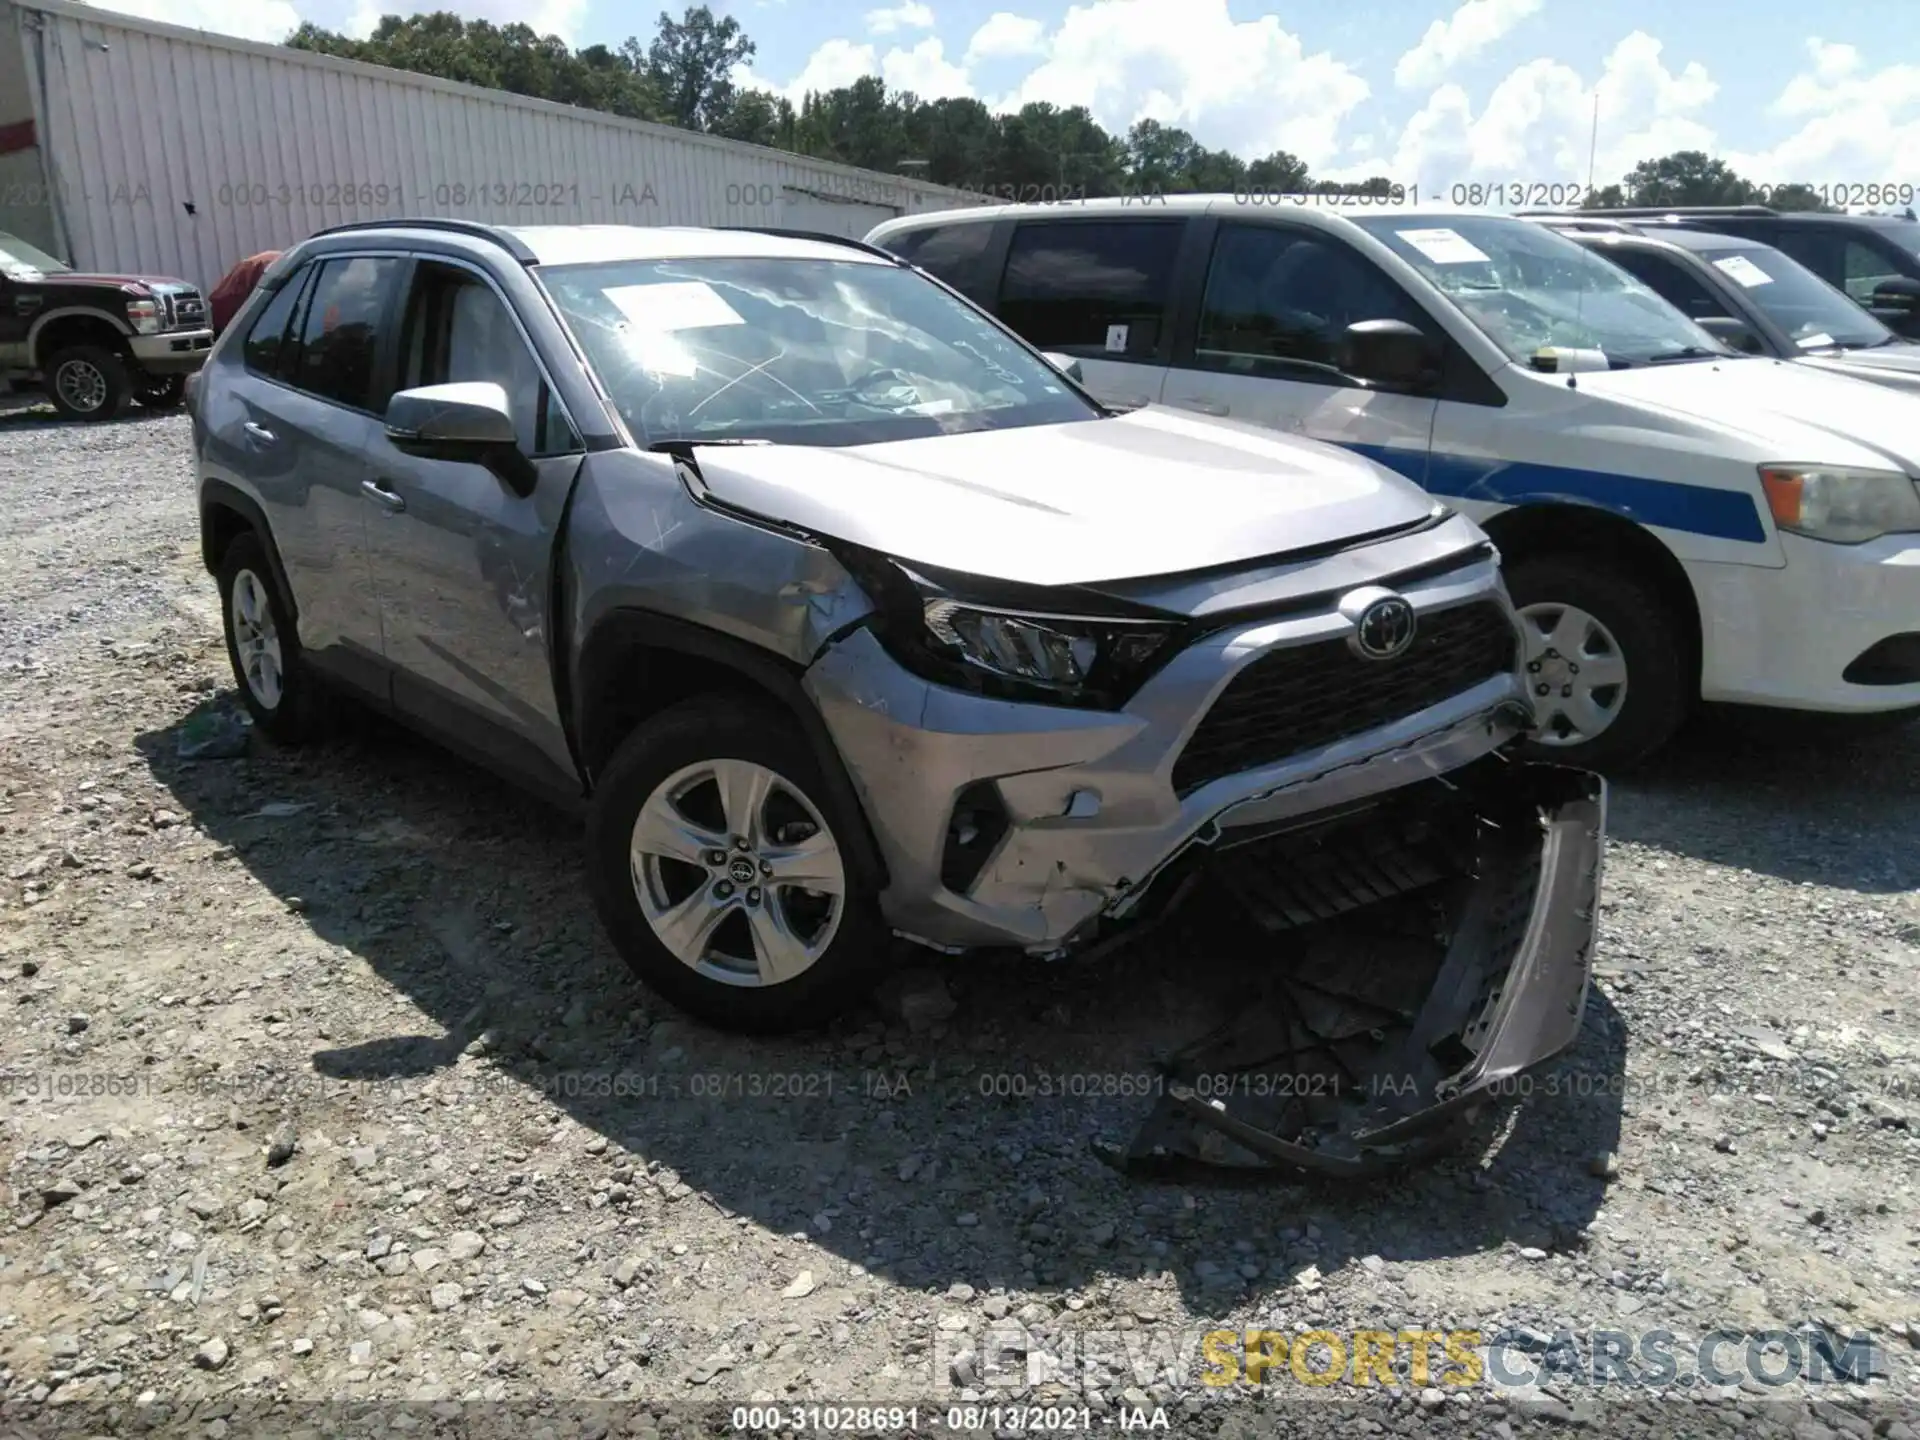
[1245,151,1311,192]
[1620,150,1756,206]
[646,5,754,132]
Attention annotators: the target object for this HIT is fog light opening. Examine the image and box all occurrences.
[940,781,1011,895]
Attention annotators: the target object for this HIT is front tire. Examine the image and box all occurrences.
[586,696,887,1034]
[217,532,323,743]
[45,345,131,421]
[1505,554,1689,771]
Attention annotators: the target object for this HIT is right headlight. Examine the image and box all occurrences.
[1759,465,1920,545]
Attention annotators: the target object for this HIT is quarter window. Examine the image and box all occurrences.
[240,264,310,379]
[997,220,1182,360]
[1193,224,1429,372]
[291,256,402,410]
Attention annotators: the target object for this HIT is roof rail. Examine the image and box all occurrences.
[715,226,904,262]
[1593,205,1778,219]
[308,217,538,264]
[1525,214,1637,233]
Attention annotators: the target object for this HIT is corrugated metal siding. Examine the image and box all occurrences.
[10,0,978,289]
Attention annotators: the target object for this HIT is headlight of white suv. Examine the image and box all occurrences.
[1759,465,1920,545]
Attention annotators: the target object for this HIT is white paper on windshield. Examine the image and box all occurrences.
[1711,255,1773,288]
[1396,228,1491,265]
[603,281,744,332]
[1797,332,1835,349]
[1105,323,1129,352]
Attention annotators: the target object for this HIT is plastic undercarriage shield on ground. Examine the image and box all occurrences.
[1094,756,1606,1180]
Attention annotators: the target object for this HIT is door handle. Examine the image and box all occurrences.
[1171,397,1229,416]
[242,421,276,444]
[360,478,406,513]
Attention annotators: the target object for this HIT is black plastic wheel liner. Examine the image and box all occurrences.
[1093,757,1606,1182]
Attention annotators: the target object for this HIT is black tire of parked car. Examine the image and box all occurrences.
[133,374,188,410]
[217,531,324,744]
[585,695,890,1034]
[1505,554,1689,771]
[45,344,133,421]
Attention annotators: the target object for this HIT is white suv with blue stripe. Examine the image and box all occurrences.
[869,198,1920,766]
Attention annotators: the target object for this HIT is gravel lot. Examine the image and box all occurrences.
[2,408,1918,1438]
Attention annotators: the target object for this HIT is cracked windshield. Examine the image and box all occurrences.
[1351,215,1736,367]
[539,256,1095,447]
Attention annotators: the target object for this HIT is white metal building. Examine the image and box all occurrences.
[0,0,981,289]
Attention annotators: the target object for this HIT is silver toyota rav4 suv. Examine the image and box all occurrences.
[192,219,1603,1174]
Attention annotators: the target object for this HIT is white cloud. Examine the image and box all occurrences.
[994,0,1369,165]
[1393,0,1542,90]
[91,0,303,43]
[1723,38,1920,188]
[965,11,1047,63]
[865,1,934,35]
[780,37,882,97]
[883,38,973,98]
[1371,31,1716,200]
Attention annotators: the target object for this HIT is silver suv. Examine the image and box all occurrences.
[191,219,1602,1169]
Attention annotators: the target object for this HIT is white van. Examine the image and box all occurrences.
[867,197,1920,766]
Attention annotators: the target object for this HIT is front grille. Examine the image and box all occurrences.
[169,291,206,329]
[1170,600,1516,795]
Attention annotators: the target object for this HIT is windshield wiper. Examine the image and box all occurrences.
[1643,346,1732,364]
[644,437,773,452]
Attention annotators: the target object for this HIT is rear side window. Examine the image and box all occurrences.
[1603,248,1733,321]
[890,223,994,297]
[997,220,1182,360]
[292,256,402,410]
[241,264,311,379]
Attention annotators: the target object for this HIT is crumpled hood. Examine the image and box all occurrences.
[684,406,1444,588]
[1569,357,1920,473]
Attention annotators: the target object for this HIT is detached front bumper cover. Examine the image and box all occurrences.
[1097,758,1606,1180]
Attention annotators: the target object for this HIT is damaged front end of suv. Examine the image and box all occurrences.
[1093,754,1603,1179]
[796,507,1605,1181]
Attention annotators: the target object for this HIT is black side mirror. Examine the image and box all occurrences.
[1871,277,1920,315]
[386,381,536,494]
[1338,319,1439,389]
[1696,316,1764,354]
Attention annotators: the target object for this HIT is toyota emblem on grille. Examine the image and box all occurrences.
[1341,588,1418,661]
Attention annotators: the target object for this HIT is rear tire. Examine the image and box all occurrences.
[217,531,323,743]
[45,344,131,421]
[586,695,887,1034]
[1504,554,1689,771]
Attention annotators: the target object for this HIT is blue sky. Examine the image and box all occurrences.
[123,0,1920,193]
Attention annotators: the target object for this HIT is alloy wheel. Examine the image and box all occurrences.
[229,568,285,709]
[629,758,846,987]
